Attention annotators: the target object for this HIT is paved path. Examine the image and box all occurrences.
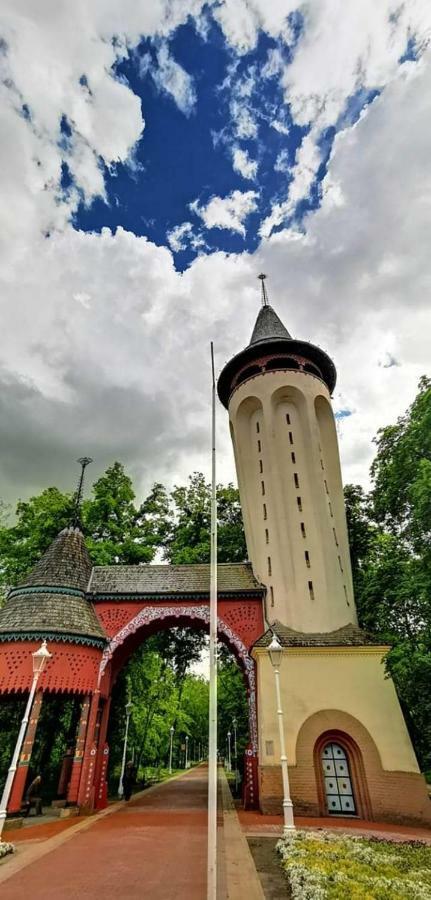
[239,809,431,844]
[2,767,208,899]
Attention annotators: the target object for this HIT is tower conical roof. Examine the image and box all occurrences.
[217,290,337,408]
[0,527,106,647]
[249,304,292,345]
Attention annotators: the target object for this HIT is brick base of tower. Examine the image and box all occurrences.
[253,643,431,828]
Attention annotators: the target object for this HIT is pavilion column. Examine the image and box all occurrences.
[8,690,43,815]
[94,697,112,810]
[67,694,91,804]
[77,689,100,810]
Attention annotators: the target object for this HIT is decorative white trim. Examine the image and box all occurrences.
[98,605,258,753]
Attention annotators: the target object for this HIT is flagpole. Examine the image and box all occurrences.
[207,342,218,900]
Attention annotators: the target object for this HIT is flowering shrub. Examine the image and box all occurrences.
[0,841,15,860]
[277,830,431,899]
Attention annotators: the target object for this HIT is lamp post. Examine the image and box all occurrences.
[168,725,174,775]
[227,731,232,773]
[185,735,189,769]
[118,699,132,799]
[268,634,295,833]
[0,640,52,838]
[232,717,238,793]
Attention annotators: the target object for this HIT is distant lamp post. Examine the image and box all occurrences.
[227,731,232,773]
[185,735,189,769]
[169,726,174,775]
[118,699,133,799]
[232,718,238,793]
[268,634,295,833]
[0,640,52,838]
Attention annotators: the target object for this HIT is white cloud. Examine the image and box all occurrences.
[190,189,259,235]
[232,146,258,180]
[274,149,290,173]
[147,42,196,116]
[167,221,205,252]
[260,131,322,236]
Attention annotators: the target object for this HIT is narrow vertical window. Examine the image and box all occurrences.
[268,557,272,576]
[289,431,294,445]
[261,481,265,496]
[300,522,306,538]
[305,550,310,568]
[308,581,315,601]
[324,479,329,494]
[256,421,260,434]
[270,586,274,607]
[333,527,338,546]
[265,528,269,544]
[259,459,263,473]
[344,584,350,606]
[338,555,343,572]
[328,502,333,517]
[286,413,291,425]
[297,496,302,511]
[320,459,324,470]
[263,503,267,520]
[257,440,261,453]
[294,473,299,488]
[291,452,296,464]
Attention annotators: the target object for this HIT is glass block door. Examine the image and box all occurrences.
[321,742,356,815]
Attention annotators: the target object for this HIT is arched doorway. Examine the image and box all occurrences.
[320,741,356,815]
[314,729,371,819]
[94,606,259,809]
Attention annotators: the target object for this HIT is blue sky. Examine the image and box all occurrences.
[1,1,430,503]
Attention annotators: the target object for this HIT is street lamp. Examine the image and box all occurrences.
[118,699,133,799]
[169,726,174,775]
[0,640,52,838]
[232,717,238,792]
[268,634,295,833]
[185,735,189,769]
[227,731,232,773]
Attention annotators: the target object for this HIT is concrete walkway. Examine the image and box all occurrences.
[1,767,208,899]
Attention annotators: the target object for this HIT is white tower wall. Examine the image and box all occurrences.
[229,369,356,632]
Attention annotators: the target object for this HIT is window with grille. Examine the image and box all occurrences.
[321,743,356,815]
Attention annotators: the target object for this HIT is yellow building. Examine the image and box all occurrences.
[217,283,431,825]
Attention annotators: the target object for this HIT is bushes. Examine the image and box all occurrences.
[277,830,431,899]
[0,841,14,860]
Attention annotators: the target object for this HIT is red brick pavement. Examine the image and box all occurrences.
[2,767,208,899]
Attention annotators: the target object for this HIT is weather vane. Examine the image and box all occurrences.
[258,272,269,307]
[73,456,93,526]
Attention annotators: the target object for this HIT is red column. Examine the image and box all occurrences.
[67,694,90,804]
[8,690,43,814]
[94,698,112,810]
[243,746,259,810]
[77,690,100,810]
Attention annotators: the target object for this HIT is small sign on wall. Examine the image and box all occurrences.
[265,740,274,756]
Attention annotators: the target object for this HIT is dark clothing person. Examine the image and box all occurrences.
[123,762,135,801]
[24,775,43,816]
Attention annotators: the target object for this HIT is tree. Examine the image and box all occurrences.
[83,462,154,565]
[165,473,246,564]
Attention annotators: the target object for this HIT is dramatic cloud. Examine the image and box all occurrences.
[232,147,258,180]
[190,190,259,235]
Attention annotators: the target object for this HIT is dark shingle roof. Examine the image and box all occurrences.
[0,527,106,646]
[253,621,383,649]
[250,305,292,345]
[19,527,93,592]
[90,562,263,597]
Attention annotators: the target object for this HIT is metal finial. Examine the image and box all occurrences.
[258,273,269,307]
[73,457,93,526]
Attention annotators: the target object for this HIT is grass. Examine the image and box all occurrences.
[277,829,431,899]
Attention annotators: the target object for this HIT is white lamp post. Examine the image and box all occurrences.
[268,634,295,833]
[0,640,52,838]
[227,731,232,773]
[185,735,189,769]
[232,717,238,793]
[118,699,132,799]
[169,726,174,775]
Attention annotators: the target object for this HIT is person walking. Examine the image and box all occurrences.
[123,760,135,802]
[24,774,43,816]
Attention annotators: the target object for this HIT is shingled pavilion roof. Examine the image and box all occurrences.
[253,620,384,649]
[89,562,263,598]
[0,527,107,648]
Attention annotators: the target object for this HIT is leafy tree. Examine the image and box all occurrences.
[165,473,246,564]
[83,462,154,565]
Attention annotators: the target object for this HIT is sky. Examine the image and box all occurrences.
[0,1,431,509]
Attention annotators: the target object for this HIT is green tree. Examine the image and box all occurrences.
[166,473,246,564]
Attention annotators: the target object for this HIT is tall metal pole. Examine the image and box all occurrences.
[233,718,238,793]
[185,736,189,770]
[169,726,174,775]
[207,342,218,900]
[227,731,232,773]
[273,665,295,833]
[118,701,132,799]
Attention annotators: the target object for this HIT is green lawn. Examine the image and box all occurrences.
[277,830,431,899]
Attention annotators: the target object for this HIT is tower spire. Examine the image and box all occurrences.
[258,273,269,307]
[73,457,93,527]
